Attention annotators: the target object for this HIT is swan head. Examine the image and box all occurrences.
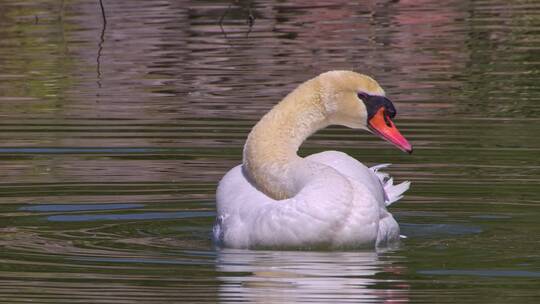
[318,71,413,153]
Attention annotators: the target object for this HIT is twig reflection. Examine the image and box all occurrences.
[97,0,107,90]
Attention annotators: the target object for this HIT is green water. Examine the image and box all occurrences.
[0,0,539,302]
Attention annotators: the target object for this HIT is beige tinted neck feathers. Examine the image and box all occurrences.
[243,71,384,200]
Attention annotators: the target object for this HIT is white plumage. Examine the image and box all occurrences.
[214,151,409,249]
[213,71,412,249]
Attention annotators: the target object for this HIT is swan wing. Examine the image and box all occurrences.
[305,151,406,246]
[215,152,409,249]
[215,165,356,249]
[307,151,410,206]
[305,151,385,202]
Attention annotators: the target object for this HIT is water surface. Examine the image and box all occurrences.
[0,0,539,302]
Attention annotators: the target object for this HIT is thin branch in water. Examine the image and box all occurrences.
[98,0,107,26]
[218,1,233,39]
[245,4,255,38]
[219,0,255,39]
[96,0,107,90]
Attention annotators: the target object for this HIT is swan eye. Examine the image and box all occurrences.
[360,94,397,121]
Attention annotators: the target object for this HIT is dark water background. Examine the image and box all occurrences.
[1,0,539,302]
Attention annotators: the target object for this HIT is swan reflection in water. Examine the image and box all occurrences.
[216,249,409,303]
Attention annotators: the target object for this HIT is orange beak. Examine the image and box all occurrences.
[368,108,413,153]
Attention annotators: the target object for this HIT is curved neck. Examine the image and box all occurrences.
[243,80,329,199]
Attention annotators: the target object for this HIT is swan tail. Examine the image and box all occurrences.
[370,164,410,206]
[370,163,390,181]
[384,180,410,206]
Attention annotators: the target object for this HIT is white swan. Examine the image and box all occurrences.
[213,71,412,249]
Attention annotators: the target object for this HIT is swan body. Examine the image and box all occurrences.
[214,71,412,249]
